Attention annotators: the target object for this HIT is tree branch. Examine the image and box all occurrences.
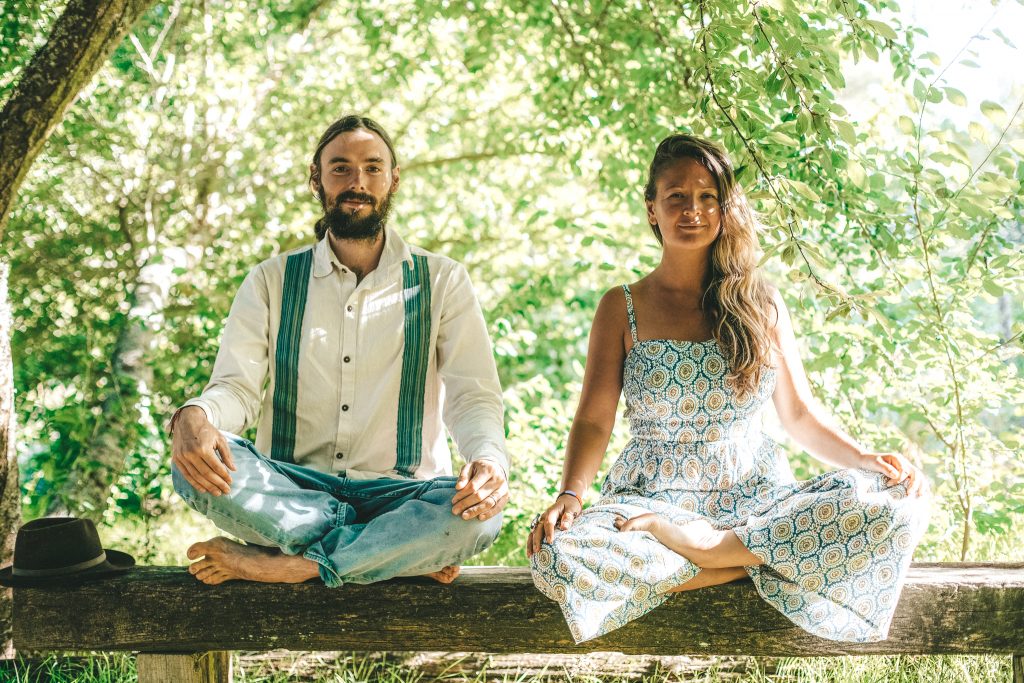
[696,0,839,297]
[0,0,160,238]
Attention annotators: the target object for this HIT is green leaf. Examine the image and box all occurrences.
[968,121,989,143]
[981,100,1008,126]
[865,19,898,41]
[768,130,800,146]
[825,303,851,321]
[796,109,813,135]
[788,178,820,202]
[944,87,967,107]
[993,28,1017,49]
[982,279,1004,297]
[847,159,867,189]
[781,242,797,265]
[898,116,916,135]
[834,119,857,145]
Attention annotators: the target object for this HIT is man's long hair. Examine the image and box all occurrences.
[310,115,399,241]
[644,134,777,399]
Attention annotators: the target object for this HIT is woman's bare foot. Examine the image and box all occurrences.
[186,536,320,585]
[669,566,748,592]
[614,513,759,568]
[424,565,460,584]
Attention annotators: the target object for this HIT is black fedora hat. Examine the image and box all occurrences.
[0,517,135,587]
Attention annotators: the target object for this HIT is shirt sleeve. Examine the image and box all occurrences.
[435,263,510,475]
[181,264,271,434]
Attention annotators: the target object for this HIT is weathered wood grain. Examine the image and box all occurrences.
[12,564,1024,656]
[136,652,231,683]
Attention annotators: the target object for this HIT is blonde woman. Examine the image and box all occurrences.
[526,134,930,644]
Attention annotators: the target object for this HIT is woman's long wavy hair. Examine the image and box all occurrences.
[644,134,777,398]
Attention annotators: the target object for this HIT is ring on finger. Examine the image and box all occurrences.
[529,513,541,530]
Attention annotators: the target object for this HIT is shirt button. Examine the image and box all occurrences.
[346,305,353,312]
[343,356,351,363]
[335,452,343,460]
[342,404,349,411]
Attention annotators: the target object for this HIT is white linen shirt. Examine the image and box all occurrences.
[183,228,508,480]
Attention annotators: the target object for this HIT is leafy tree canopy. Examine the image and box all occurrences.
[5,0,1022,561]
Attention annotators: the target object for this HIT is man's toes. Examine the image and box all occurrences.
[204,571,230,586]
[187,541,213,560]
[197,572,219,585]
[188,558,213,575]
[188,536,233,560]
[437,566,459,584]
[194,566,221,583]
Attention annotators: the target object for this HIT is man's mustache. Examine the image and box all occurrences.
[333,192,376,207]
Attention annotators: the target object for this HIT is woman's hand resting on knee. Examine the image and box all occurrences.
[860,452,927,497]
[526,493,583,558]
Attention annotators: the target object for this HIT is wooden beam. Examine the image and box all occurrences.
[136,652,231,683]
[1012,653,1022,683]
[12,564,1024,656]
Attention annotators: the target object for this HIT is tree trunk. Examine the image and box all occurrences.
[58,248,187,516]
[0,0,160,654]
[0,265,18,658]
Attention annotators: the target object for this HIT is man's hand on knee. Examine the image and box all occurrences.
[451,460,508,521]
[171,406,237,496]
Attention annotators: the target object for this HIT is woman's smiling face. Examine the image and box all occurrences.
[646,157,722,251]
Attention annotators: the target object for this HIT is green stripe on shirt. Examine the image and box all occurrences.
[270,248,313,462]
[395,254,432,477]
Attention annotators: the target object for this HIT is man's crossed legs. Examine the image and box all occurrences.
[172,434,502,587]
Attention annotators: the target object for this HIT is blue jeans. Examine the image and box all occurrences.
[172,433,502,587]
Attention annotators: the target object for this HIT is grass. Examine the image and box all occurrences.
[0,651,1015,683]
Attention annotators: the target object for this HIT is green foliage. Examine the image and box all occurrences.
[4,0,1021,560]
[0,0,63,106]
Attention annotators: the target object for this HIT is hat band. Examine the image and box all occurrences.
[12,551,108,577]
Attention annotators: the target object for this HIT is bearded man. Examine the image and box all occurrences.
[169,115,509,586]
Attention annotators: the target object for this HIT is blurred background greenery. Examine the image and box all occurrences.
[2,0,1021,577]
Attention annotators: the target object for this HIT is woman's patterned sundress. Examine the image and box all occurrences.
[530,284,931,643]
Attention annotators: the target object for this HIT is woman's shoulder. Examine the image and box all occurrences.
[592,285,632,330]
[596,283,629,307]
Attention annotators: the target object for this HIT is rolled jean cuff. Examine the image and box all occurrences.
[304,547,343,588]
[302,501,352,588]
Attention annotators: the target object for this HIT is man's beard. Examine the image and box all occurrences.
[322,191,394,241]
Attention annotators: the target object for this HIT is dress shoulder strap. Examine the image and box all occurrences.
[621,284,638,344]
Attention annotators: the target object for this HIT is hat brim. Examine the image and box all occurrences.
[0,549,135,588]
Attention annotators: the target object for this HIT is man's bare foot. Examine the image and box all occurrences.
[614,514,724,567]
[186,536,320,585]
[423,565,460,584]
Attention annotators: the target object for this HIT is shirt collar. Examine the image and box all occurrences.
[312,226,413,280]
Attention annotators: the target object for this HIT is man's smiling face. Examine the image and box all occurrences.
[314,128,400,241]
